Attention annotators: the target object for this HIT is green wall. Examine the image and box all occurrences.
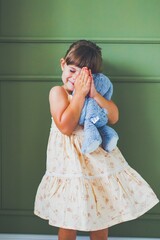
[0,0,160,237]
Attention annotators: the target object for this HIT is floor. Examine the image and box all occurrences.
[0,234,159,240]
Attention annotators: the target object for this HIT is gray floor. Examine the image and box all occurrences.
[0,234,160,240]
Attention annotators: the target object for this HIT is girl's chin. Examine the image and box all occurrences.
[67,82,74,91]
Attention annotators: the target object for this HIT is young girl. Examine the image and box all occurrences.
[34,40,159,240]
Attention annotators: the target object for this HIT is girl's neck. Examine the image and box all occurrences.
[62,85,73,95]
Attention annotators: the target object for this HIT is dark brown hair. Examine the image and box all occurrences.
[64,40,102,73]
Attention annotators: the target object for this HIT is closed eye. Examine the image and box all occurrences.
[70,70,76,73]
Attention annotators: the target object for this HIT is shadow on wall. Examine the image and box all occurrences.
[102,61,160,197]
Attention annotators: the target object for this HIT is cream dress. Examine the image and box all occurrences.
[34,97,159,231]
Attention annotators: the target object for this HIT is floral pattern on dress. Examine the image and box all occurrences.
[34,119,159,231]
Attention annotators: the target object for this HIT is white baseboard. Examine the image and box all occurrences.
[0,234,159,240]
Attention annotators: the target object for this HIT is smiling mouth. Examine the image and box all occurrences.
[68,80,74,86]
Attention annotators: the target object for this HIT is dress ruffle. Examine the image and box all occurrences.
[34,119,159,231]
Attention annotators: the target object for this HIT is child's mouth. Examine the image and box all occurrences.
[68,79,75,85]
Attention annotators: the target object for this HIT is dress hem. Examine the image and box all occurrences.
[34,198,159,232]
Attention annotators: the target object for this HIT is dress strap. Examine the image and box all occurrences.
[68,94,72,102]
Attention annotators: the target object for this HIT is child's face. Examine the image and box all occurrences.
[61,59,81,92]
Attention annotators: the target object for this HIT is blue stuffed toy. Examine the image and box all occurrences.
[79,73,119,154]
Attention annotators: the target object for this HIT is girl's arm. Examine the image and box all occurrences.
[93,94,119,124]
[49,69,91,136]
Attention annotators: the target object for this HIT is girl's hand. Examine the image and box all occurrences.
[74,67,91,97]
[89,69,98,98]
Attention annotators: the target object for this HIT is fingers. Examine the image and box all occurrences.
[80,67,91,82]
[74,67,91,96]
[80,67,88,81]
[81,68,91,88]
[75,67,89,85]
[89,69,92,78]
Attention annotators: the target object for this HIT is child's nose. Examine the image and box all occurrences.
[72,73,77,80]
[73,72,79,80]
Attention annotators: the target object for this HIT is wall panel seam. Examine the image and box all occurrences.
[0,37,160,44]
[0,76,160,83]
[2,234,159,240]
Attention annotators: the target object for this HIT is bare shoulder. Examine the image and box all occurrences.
[49,86,66,97]
[49,86,69,116]
[49,86,70,125]
[49,86,68,101]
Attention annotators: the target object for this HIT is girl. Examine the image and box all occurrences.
[34,40,159,240]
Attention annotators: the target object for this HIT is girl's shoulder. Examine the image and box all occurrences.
[49,85,65,95]
[49,85,67,99]
[49,86,71,106]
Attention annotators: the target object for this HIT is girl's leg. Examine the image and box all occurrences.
[58,228,77,240]
[90,228,108,240]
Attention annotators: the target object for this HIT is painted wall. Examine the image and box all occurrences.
[0,0,159,237]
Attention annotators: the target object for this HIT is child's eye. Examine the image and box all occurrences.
[70,70,75,73]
